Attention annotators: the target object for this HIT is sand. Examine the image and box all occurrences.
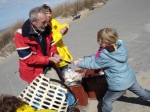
[55,3,103,24]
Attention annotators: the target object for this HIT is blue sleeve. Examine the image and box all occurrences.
[77,55,111,70]
[17,46,32,60]
[83,54,95,60]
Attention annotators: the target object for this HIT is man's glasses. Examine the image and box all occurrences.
[36,20,47,25]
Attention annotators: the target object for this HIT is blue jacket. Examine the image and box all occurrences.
[77,43,136,91]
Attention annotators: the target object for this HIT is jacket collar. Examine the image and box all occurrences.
[22,19,52,38]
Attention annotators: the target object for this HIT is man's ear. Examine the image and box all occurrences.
[30,20,36,26]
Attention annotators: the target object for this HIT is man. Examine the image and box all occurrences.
[14,7,62,83]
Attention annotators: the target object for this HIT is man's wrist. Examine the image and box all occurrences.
[51,52,56,57]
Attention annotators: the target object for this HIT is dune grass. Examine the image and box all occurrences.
[52,0,108,18]
[0,20,24,57]
[0,0,108,57]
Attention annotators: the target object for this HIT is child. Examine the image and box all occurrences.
[73,28,150,112]
[0,94,56,112]
[41,4,73,79]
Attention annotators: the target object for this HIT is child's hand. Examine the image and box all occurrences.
[60,26,69,35]
[66,25,69,29]
[73,58,83,65]
[76,58,83,60]
[60,28,66,34]
[73,60,79,66]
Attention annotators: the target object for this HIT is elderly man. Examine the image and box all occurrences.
[14,7,62,83]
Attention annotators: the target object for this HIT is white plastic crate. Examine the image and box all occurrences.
[18,74,68,112]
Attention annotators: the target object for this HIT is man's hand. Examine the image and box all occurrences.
[53,53,62,59]
[49,57,60,63]
[49,54,62,63]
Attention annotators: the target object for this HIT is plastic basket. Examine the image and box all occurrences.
[18,74,69,112]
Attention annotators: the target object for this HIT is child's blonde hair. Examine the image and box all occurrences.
[97,28,119,50]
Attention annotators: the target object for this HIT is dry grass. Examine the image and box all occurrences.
[0,19,24,57]
[0,0,108,57]
[52,0,108,18]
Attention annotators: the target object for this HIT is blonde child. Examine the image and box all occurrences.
[73,28,150,112]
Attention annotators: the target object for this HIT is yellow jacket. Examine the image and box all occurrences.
[17,104,57,112]
[50,18,73,67]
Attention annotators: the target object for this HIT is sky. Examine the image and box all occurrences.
[0,0,70,30]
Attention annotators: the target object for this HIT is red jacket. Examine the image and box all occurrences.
[14,20,58,83]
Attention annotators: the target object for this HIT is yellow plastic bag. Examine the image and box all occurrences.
[36,109,57,112]
[17,104,57,112]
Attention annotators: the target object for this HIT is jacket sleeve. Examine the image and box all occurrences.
[49,38,59,56]
[14,28,49,65]
[84,54,95,60]
[51,19,69,44]
[77,55,111,70]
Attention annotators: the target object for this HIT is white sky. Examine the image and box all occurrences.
[0,0,72,30]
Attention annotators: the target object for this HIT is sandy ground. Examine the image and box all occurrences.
[56,3,104,24]
[0,3,104,65]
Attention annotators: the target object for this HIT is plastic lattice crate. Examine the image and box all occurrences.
[18,74,68,112]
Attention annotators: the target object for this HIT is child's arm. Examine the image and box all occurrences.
[75,56,110,70]
[84,54,95,60]
[73,58,83,65]
[51,19,69,44]
[77,59,100,70]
